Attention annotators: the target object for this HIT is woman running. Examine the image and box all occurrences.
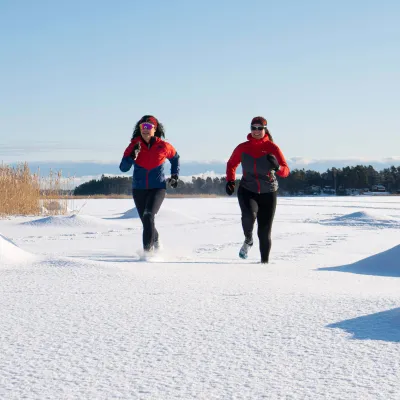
[119,115,180,256]
[226,116,289,263]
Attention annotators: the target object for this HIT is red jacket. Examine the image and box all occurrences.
[226,134,289,193]
[120,136,180,189]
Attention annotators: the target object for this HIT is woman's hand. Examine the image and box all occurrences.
[226,181,235,196]
[131,142,141,160]
[266,154,280,171]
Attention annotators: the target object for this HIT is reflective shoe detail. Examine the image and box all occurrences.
[239,241,253,259]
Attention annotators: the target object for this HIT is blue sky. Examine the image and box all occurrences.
[1,0,399,167]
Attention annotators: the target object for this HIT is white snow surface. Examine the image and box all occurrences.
[1,196,400,399]
[0,234,36,265]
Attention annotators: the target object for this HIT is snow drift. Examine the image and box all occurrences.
[109,207,199,223]
[328,307,400,342]
[319,244,400,277]
[21,214,120,228]
[109,208,140,219]
[317,211,400,228]
[0,234,35,265]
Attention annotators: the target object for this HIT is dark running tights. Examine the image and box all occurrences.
[132,189,166,251]
[237,186,277,263]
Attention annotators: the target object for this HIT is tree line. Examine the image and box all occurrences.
[73,165,400,196]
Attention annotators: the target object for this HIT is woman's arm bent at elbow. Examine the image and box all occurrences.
[119,156,133,172]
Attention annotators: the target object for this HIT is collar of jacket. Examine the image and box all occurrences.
[131,136,159,148]
[246,133,270,143]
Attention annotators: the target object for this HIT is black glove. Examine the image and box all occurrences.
[266,153,280,171]
[226,180,235,196]
[131,142,141,160]
[169,174,179,188]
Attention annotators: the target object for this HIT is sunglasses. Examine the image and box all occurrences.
[140,123,155,130]
[251,125,266,131]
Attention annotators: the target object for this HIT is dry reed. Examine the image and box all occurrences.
[0,163,40,216]
[40,169,70,215]
[0,163,72,216]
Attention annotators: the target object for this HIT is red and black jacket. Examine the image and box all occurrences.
[226,134,289,194]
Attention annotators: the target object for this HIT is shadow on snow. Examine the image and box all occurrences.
[317,244,400,277]
[327,307,400,343]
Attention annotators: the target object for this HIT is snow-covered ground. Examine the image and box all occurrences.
[1,196,400,400]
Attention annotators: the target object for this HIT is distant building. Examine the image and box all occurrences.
[345,188,361,195]
[371,184,386,192]
[305,185,321,195]
[323,186,336,195]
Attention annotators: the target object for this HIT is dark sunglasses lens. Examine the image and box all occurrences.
[251,125,264,131]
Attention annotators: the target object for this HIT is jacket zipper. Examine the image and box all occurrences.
[253,160,260,193]
[145,141,151,188]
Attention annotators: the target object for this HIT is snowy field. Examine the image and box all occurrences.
[1,196,400,400]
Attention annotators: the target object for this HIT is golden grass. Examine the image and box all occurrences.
[0,163,41,216]
[0,163,72,216]
[40,169,70,216]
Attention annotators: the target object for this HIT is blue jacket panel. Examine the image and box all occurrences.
[119,151,180,189]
